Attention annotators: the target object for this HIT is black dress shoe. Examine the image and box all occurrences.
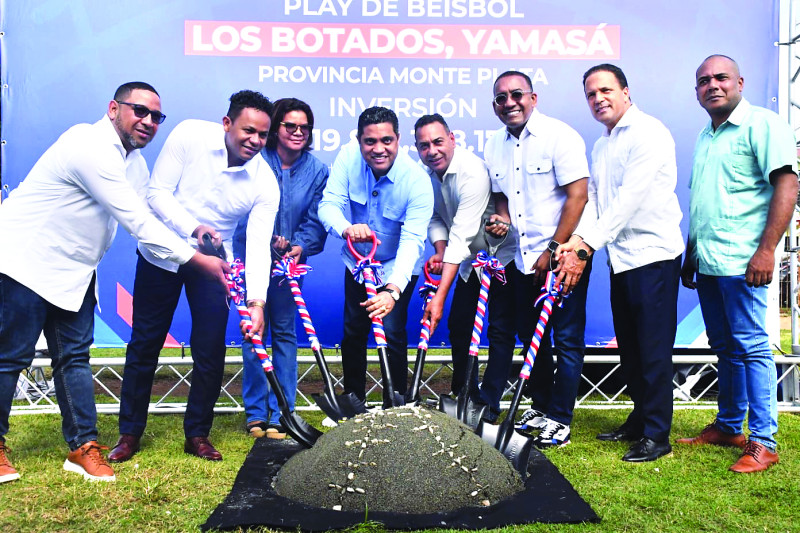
[597,424,643,442]
[622,437,672,462]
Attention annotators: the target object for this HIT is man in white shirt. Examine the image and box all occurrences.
[414,114,516,419]
[484,71,591,449]
[559,64,684,462]
[108,90,279,463]
[0,82,229,484]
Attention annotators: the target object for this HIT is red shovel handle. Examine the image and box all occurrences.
[346,233,378,262]
[423,260,441,287]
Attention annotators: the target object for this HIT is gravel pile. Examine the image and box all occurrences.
[274,406,524,513]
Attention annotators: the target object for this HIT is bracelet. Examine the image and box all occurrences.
[246,299,265,308]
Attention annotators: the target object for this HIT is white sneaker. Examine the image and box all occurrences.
[516,408,547,432]
[533,418,571,448]
[321,417,338,428]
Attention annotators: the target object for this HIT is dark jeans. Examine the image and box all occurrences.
[513,258,592,426]
[0,273,97,450]
[341,268,417,401]
[119,253,229,438]
[610,256,681,443]
[447,269,517,411]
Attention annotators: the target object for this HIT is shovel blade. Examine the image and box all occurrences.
[279,411,323,449]
[312,392,367,423]
[461,398,489,431]
[439,394,459,418]
[384,390,406,409]
[478,418,533,478]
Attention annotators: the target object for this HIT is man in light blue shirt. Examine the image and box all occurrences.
[319,106,434,404]
[678,55,798,473]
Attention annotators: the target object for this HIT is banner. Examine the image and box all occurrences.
[0,0,781,348]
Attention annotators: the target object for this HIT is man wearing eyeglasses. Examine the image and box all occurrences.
[232,98,328,439]
[483,71,591,449]
[108,90,279,463]
[0,82,231,484]
[319,106,433,406]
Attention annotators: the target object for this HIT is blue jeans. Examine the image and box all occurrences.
[697,274,778,450]
[341,268,417,402]
[242,276,299,425]
[447,269,517,411]
[0,273,97,450]
[513,258,592,426]
[118,254,229,438]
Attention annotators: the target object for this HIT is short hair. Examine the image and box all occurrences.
[227,90,273,123]
[114,81,159,101]
[266,98,315,151]
[493,71,533,91]
[582,64,628,89]
[698,54,740,77]
[357,106,399,138]
[414,114,450,136]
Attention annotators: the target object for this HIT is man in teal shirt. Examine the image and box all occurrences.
[678,55,798,473]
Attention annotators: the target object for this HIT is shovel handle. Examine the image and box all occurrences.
[201,233,227,261]
[423,260,441,287]
[346,233,378,262]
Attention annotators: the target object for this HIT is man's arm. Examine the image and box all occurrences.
[746,168,798,287]
[486,192,511,237]
[680,237,697,289]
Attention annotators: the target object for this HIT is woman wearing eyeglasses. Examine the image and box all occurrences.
[233,98,329,439]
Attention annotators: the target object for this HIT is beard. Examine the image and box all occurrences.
[114,114,149,149]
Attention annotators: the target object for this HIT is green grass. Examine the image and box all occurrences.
[2,409,799,532]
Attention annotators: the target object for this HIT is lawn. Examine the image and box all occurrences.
[2,407,798,532]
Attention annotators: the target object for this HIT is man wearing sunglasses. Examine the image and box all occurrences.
[319,106,433,405]
[232,98,328,439]
[108,90,279,463]
[0,82,230,484]
[484,71,591,450]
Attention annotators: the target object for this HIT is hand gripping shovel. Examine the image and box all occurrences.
[439,250,506,430]
[347,235,405,408]
[406,262,440,404]
[272,255,367,422]
[202,235,322,448]
[478,270,566,477]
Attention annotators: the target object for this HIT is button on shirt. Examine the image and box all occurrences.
[574,105,684,274]
[140,119,279,301]
[0,116,194,311]
[318,140,434,291]
[690,99,798,276]
[427,147,516,281]
[484,109,589,273]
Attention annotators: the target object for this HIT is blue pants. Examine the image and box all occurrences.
[514,258,592,426]
[241,276,298,425]
[447,269,517,411]
[610,256,681,443]
[118,254,229,439]
[0,273,97,450]
[341,268,417,401]
[697,274,778,450]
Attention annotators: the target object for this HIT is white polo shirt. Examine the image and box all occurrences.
[484,108,589,273]
[141,119,279,301]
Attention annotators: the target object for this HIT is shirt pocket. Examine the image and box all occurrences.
[489,168,508,193]
[526,158,553,175]
[729,154,763,192]
[383,204,406,223]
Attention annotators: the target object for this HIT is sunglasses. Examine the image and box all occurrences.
[116,101,167,124]
[492,89,533,107]
[281,121,312,135]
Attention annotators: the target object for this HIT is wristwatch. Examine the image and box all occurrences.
[384,287,401,301]
[547,239,560,254]
[575,248,589,261]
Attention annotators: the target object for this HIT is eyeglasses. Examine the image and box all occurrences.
[116,101,167,124]
[281,121,312,135]
[492,89,533,107]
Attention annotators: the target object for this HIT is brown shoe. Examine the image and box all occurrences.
[729,440,779,473]
[0,441,21,484]
[108,434,141,463]
[675,423,746,448]
[184,437,222,461]
[63,441,116,482]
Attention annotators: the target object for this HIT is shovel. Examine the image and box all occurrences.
[347,235,405,408]
[439,250,506,430]
[478,270,565,477]
[406,261,440,404]
[202,235,322,448]
[272,255,367,422]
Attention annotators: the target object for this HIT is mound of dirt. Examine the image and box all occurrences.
[274,406,524,513]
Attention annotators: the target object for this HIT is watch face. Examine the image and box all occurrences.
[547,240,560,253]
[576,248,588,260]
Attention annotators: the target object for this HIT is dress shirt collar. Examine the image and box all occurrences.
[211,130,264,177]
[503,108,545,142]
[429,146,468,183]
[603,104,640,137]
[99,114,134,159]
[701,98,750,135]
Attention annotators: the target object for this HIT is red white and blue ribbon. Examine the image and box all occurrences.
[519,270,565,380]
[352,259,387,348]
[351,258,385,288]
[468,251,507,357]
[271,256,320,352]
[228,259,273,372]
[417,281,438,351]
